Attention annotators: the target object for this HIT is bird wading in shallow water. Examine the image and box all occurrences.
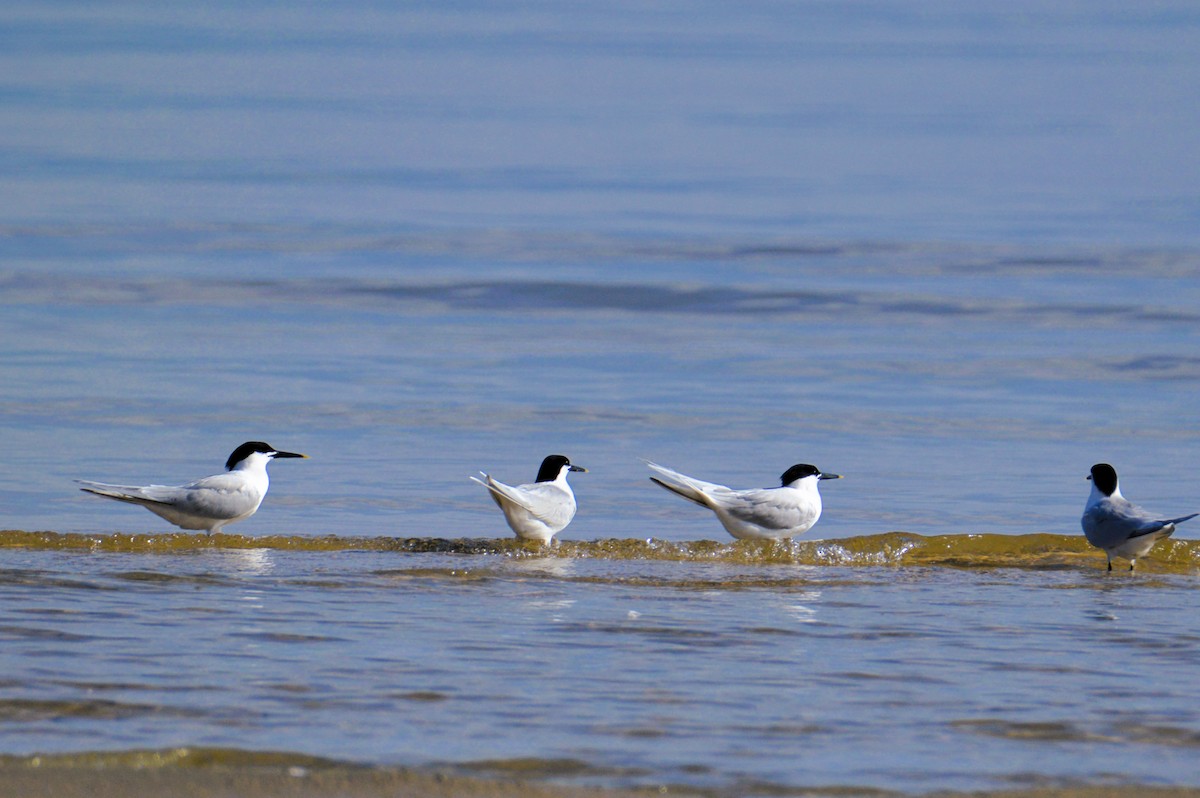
[1081,462,1197,571]
[471,454,587,543]
[77,441,308,535]
[644,460,841,540]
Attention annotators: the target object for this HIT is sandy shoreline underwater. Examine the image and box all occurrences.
[3,529,1199,571]
[0,750,1197,798]
[5,535,1199,793]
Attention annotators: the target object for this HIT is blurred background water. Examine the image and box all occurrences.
[2,2,1199,541]
[3,1,1200,794]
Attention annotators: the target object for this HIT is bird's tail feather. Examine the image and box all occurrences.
[1167,512,1199,526]
[643,461,724,508]
[75,480,174,508]
[648,476,711,508]
[1132,512,1200,540]
[470,473,536,513]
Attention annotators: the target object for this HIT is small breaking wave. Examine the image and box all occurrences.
[3,530,1198,571]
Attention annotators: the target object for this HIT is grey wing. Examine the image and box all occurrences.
[722,490,808,533]
[1083,500,1164,548]
[174,472,258,518]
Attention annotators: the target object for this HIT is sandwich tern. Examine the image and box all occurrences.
[645,460,840,540]
[1082,462,1197,571]
[77,441,308,534]
[471,454,587,543]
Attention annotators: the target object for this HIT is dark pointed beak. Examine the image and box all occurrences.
[272,451,309,459]
[569,465,588,473]
[818,472,841,480]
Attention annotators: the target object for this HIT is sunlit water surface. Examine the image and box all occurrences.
[4,1,1200,794]
[2,533,1200,794]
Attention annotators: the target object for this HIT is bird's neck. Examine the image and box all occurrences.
[231,452,273,480]
[787,476,820,494]
[1087,482,1120,506]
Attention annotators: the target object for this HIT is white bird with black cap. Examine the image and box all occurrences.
[77,441,308,535]
[471,454,587,543]
[644,460,841,540]
[1081,462,1197,571]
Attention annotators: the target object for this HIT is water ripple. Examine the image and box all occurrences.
[2,531,1196,573]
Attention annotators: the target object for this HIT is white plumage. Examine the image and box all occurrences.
[1081,462,1196,571]
[645,460,840,540]
[471,454,586,543]
[77,441,308,535]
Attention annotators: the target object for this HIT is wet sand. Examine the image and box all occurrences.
[0,763,669,798]
[0,758,1197,798]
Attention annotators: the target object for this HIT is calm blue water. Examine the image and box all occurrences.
[3,2,1200,794]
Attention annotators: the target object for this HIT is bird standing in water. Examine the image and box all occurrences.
[471,454,587,543]
[644,460,841,540]
[1081,462,1197,571]
[77,441,308,534]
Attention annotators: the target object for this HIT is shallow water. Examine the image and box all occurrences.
[4,237,1200,545]
[2,532,1200,795]
[4,1,1200,794]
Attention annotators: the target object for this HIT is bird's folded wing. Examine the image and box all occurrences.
[1125,511,1196,540]
[1084,503,1158,547]
[76,480,180,507]
[185,472,247,492]
[515,483,575,527]
[1130,519,1171,539]
[722,491,802,532]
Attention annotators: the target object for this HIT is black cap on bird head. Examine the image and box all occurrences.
[1088,463,1119,496]
[780,463,840,486]
[226,441,308,471]
[535,455,587,482]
